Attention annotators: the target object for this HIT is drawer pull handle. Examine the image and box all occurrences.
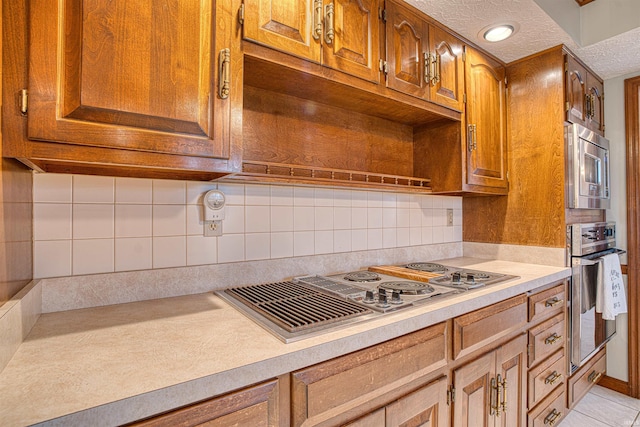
[544,371,562,385]
[545,297,563,307]
[545,333,562,345]
[544,408,562,425]
[588,370,603,383]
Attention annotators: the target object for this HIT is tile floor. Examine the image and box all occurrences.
[558,385,640,426]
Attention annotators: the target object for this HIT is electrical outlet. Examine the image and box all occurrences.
[446,209,454,226]
[204,220,223,237]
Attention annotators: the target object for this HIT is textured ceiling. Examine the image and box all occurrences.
[406,0,640,80]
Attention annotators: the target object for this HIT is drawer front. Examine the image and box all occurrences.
[528,282,565,324]
[528,313,565,367]
[453,294,528,359]
[291,322,447,426]
[528,348,565,408]
[528,386,565,427]
[568,347,606,408]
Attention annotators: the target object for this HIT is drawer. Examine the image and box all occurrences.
[528,348,565,408]
[291,322,447,426]
[528,313,565,367]
[528,282,565,324]
[453,294,527,359]
[527,385,565,427]
[568,347,606,409]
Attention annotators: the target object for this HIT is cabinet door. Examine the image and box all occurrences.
[386,376,449,427]
[322,0,381,83]
[428,26,464,111]
[129,379,285,426]
[243,0,321,63]
[586,72,604,135]
[343,408,386,427]
[464,46,508,190]
[28,0,231,160]
[453,351,495,427]
[385,0,429,99]
[565,55,588,127]
[495,334,527,427]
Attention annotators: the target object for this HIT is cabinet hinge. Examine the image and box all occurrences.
[463,93,467,104]
[564,61,568,73]
[565,101,570,112]
[504,76,508,87]
[19,89,28,115]
[238,3,245,25]
[447,385,455,405]
[506,170,510,181]
[379,8,387,22]
[462,46,466,62]
[379,59,388,74]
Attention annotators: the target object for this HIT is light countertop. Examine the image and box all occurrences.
[0,258,570,426]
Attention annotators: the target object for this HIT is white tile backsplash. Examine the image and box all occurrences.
[33,176,463,278]
[73,175,114,203]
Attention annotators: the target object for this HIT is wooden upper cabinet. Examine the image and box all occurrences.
[565,54,604,135]
[243,0,321,63]
[322,0,381,83]
[28,0,231,160]
[464,46,508,190]
[566,55,588,127]
[385,0,429,99]
[242,0,380,82]
[428,26,464,111]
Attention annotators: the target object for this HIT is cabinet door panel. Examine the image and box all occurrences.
[453,351,494,427]
[429,26,463,111]
[29,0,229,159]
[565,55,587,127]
[586,72,604,134]
[322,0,380,83]
[386,376,449,427]
[385,0,428,99]
[496,334,526,427]
[244,0,321,62]
[464,46,508,190]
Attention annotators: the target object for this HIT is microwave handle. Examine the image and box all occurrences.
[572,248,626,266]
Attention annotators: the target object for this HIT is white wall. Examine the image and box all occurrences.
[32,174,462,278]
[604,69,640,382]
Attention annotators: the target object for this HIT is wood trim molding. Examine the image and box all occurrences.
[625,75,640,398]
[575,0,595,6]
[599,375,630,396]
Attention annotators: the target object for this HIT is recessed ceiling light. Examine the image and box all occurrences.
[482,24,515,42]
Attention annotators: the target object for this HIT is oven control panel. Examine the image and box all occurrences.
[569,222,616,256]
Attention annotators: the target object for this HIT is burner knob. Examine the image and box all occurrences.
[377,291,389,308]
[467,273,475,283]
[363,290,375,304]
[391,290,403,305]
[452,272,461,283]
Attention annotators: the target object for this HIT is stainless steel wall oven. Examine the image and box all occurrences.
[567,222,624,374]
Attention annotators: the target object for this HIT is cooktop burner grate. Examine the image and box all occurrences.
[379,281,434,295]
[224,281,371,333]
[406,263,448,273]
[343,271,381,282]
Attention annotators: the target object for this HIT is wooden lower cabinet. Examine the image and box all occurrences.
[128,377,288,426]
[385,376,449,426]
[567,347,606,409]
[452,334,527,427]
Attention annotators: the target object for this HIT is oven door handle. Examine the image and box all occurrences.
[572,248,626,266]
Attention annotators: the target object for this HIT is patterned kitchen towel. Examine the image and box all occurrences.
[595,253,627,320]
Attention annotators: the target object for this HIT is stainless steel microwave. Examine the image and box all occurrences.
[565,123,610,209]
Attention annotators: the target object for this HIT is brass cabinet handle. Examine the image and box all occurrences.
[218,48,230,99]
[490,376,498,416]
[544,408,562,425]
[588,370,603,383]
[544,332,562,345]
[424,52,431,84]
[590,93,597,119]
[432,53,441,85]
[500,375,507,413]
[324,3,334,44]
[544,370,562,385]
[585,93,592,118]
[313,0,322,40]
[467,124,477,151]
[545,297,562,307]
